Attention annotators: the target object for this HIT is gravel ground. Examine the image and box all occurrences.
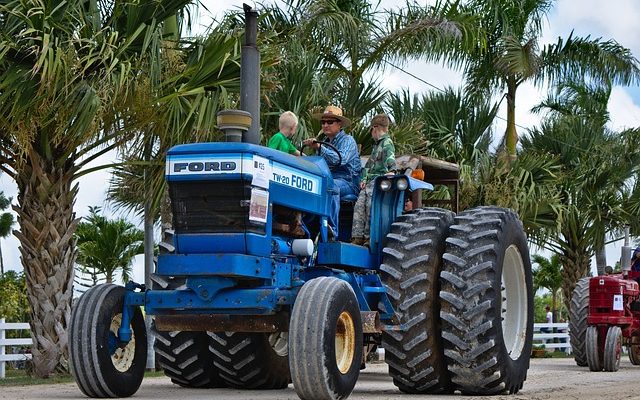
[2,358,639,400]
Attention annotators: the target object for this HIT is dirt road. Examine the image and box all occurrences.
[2,358,639,400]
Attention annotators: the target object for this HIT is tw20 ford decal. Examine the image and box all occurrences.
[166,155,321,195]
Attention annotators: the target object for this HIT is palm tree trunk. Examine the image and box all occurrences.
[595,243,606,276]
[560,247,591,314]
[505,78,518,159]
[13,149,79,377]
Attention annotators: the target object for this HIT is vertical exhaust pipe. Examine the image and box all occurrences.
[240,3,260,144]
[621,225,631,273]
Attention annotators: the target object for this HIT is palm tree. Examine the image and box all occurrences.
[521,117,640,312]
[75,207,144,285]
[532,253,563,321]
[534,80,618,276]
[0,192,14,276]
[461,0,640,158]
[0,0,194,377]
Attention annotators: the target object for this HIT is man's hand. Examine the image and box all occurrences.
[360,181,365,190]
[302,138,320,150]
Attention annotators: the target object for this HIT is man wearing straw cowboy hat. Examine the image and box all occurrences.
[303,105,361,237]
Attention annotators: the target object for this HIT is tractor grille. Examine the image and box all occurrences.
[170,180,264,234]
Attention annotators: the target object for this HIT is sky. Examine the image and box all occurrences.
[1,0,640,283]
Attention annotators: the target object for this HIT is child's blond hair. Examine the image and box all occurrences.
[279,111,298,132]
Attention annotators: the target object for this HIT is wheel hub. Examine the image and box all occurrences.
[335,311,356,374]
[502,244,527,360]
[109,314,136,372]
[268,331,289,357]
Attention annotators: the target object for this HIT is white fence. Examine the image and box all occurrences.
[0,318,32,379]
[533,322,571,352]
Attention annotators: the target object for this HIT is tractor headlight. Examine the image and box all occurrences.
[396,178,408,191]
[379,179,392,191]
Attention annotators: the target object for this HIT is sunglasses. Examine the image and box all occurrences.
[321,120,339,126]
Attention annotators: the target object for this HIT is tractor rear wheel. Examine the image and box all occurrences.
[290,277,363,400]
[440,206,533,395]
[152,230,226,388]
[207,331,290,389]
[603,326,622,372]
[70,284,147,398]
[154,326,225,388]
[628,333,640,365]
[569,278,590,367]
[380,207,454,394]
[586,326,603,371]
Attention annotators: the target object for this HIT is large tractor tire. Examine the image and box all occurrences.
[380,207,454,394]
[152,229,226,388]
[586,326,603,371]
[208,331,290,389]
[603,326,622,372]
[569,278,590,366]
[154,327,225,388]
[290,277,363,400]
[440,206,533,395]
[70,284,147,398]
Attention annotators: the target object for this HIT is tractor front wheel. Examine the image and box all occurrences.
[586,326,603,371]
[69,284,147,398]
[603,326,622,372]
[290,277,363,400]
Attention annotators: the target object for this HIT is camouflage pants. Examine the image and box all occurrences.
[351,181,374,239]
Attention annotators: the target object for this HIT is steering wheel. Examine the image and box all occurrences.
[300,140,342,166]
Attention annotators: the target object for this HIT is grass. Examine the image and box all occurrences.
[0,368,166,387]
[0,369,74,386]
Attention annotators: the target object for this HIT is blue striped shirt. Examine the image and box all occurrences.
[319,130,362,188]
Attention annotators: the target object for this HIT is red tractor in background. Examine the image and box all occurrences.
[585,272,640,371]
[570,234,640,372]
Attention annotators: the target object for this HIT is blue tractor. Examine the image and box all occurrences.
[68,6,533,400]
[69,137,534,400]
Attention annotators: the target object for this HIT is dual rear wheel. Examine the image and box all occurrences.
[380,206,533,395]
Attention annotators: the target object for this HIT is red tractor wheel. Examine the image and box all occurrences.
[603,326,622,372]
[586,326,603,371]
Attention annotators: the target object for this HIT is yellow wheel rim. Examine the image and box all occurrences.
[110,314,136,372]
[335,311,356,374]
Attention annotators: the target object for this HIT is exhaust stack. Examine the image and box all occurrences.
[240,3,260,144]
[621,225,631,273]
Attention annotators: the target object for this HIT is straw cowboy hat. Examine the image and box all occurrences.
[312,105,351,128]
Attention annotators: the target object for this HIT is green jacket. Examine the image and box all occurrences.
[361,133,395,183]
[268,132,297,154]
